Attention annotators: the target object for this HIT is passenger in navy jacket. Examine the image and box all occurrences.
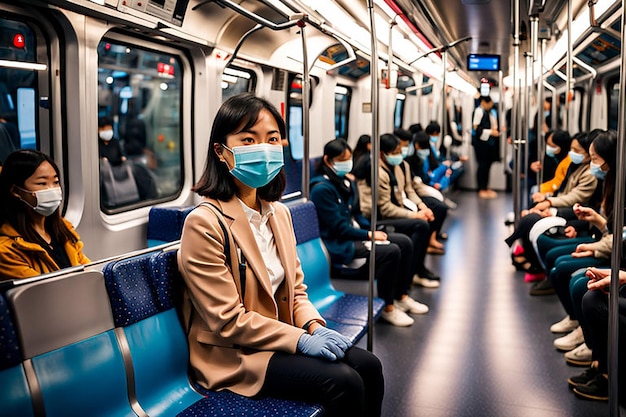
[310,139,429,327]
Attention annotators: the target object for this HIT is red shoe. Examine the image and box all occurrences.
[524,272,546,283]
[512,244,524,257]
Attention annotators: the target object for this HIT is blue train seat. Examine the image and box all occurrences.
[6,270,137,417]
[287,201,384,336]
[0,291,34,417]
[103,248,324,417]
[147,206,193,246]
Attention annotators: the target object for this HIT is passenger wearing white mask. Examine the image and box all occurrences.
[0,150,90,280]
[98,116,126,165]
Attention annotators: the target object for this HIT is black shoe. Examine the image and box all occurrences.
[573,374,608,401]
[529,279,555,296]
[568,367,600,389]
[417,268,440,281]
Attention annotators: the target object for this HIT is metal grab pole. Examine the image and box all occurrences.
[537,39,545,185]
[566,0,573,132]
[442,50,448,139]
[512,0,521,225]
[299,21,311,199]
[608,4,626,415]
[366,0,379,352]
[523,52,532,210]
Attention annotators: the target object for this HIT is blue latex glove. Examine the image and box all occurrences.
[312,326,352,352]
[297,332,345,361]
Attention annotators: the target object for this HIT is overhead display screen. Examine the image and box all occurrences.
[467,54,501,71]
[118,0,190,27]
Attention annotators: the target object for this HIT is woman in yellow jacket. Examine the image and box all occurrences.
[0,149,90,280]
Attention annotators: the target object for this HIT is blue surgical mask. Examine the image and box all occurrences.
[545,144,558,158]
[332,159,353,177]
[417,149,430,160]
[429,135,439,144]
[401,146,409,158]
[544,110,550,119]
[589,162,607,180]
[568,151,585,165]
[384,153,404,166]
[223,143,284,188]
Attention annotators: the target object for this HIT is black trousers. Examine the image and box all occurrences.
[378,217,430,276]
[473,138,498,191]
[421,196,448,234]
[260,347,384,417]
[353,232,413,305]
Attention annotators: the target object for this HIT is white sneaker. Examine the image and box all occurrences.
[394,296,429,314]
[564,343,593,366]
[550,315,579,334]
[413,275,440,288]
[380,308,414,327]
[554,326,584,351]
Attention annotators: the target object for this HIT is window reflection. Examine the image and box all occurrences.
[97,40,182,211]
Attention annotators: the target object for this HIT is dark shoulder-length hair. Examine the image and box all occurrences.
[0,149,76,244]
[315,138,351,175]
[591,130,618,220]
[193,93,286,202]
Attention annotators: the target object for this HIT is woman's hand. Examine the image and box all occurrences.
[372,231,387,241]
[572,243,594,258]
[573,204,606,230]
[564,225,578,238]
[587,268,626,291]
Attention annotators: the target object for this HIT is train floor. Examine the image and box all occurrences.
[334,189,621,417]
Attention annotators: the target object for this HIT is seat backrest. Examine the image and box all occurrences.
[6,271,136,417]
[288,201,343,311]
[103,252,159,326]
[0,291,34,417]
[147,206,193,246]
[104,250,203,416]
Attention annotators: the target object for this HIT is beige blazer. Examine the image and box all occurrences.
[358,160,424,219]
[177,197,325,397]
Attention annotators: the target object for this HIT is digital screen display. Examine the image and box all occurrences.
[467,54,501,71]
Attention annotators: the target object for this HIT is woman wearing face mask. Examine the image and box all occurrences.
[177,94,383,417]
[0,150,90,280]
[98,116,126,165]
[310,139,428,327]
[505,131,600,285]
[357,133,441,288]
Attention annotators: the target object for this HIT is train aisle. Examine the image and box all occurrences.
[334,190,611,417]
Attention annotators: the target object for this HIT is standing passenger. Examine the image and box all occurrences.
[311,138,428,327]
[177,93,384,417]
[472,96,500,199]
[0,150,90,280]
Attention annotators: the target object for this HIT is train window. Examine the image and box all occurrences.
[0,17,48,163]
[97,40,183,212]
[286,74,316,160]
[334,85,351,140]
[222,66,256,101]
[422,76,433,95]
[607,76,619,131]
[394,94,405,129]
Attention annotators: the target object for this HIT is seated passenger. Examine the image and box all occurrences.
[568,267,626,402]
[310,138,428,327]
[357,133,441,288]
[505,131,599,283]
[424,121,464,186]
[529,130,572,199]
[0,150,90,280]
[177,93,383,417]
[412,132,452,192]
[395,128,449,249]
[98,116,126,165]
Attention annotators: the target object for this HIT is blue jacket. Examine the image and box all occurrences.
[310,174,369,265]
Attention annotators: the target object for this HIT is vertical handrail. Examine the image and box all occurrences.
[523,52,532,209]
[537,39,545,185]
[530,15,540,186]
[299,21,311,199]
[512,0,521,225]
[498,70,505,168]
[442,50,448,139]
[366,0,379,353]
[608,3,626,415]
[566,0,573,132]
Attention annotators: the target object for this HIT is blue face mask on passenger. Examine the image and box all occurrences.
[384,153,404,166]
[589,162,607,180]
[417,149,430,160]
[545,144,558,158]
[568,151,585,165]
[332,159,353,177]
[222,143,284,188]
[401,146,415,158]
[429,135,439,144]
